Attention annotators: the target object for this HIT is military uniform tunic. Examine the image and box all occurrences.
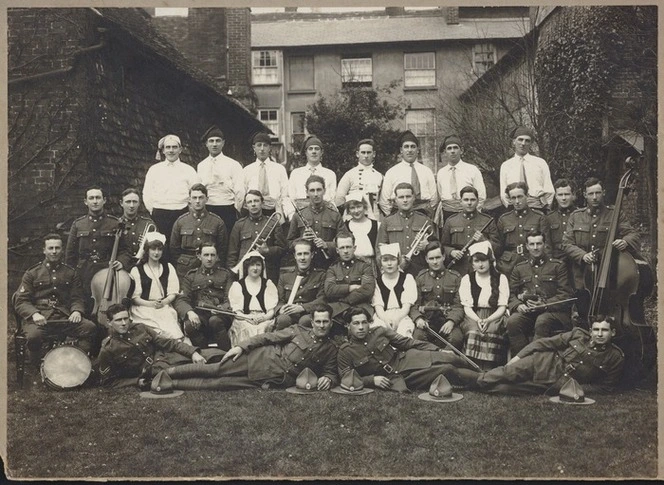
[506,255,573,354]
[15,259,96,354]
[227,213,286,282]
[173,264,235,349]
[170,208,228,277]
[274,266,326,330]
[324,258,375,317]
[496,208,551,276]
[117,214,156,270]
[478,327,624,391]
[562,205,640,289]
[375,210,437,277]
[440,210,500,275]
[96,322,199,388]
[337,326,467,390]
[409,268,464,349]
[287,204,344,269]
[546,207,575,260]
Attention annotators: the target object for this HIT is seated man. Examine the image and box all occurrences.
[149,303,339,392]
[173,242,234,350]
[409,241,464,350]
[15,233,97,364]
[449,316,624,394]
[337,307,470,392]
[96,304,211,388]
[506,230,573,355]
[274,239,326,330]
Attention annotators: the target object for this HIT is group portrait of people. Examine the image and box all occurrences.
[14,123,646,401]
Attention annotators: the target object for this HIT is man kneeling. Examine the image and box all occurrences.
[450,316,624,394]
[150,303,339,392]
[337,307,470,392]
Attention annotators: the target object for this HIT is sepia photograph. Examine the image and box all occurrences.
[4,3,658,479]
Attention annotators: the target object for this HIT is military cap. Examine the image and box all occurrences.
[549,378,595,405]
[331,369,373,395]
[417,374,463,402]
[141,370,184,399]
[286,367,319,394]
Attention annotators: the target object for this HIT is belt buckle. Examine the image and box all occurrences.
[89,253,100,263]
[48,296,58,307]
[145,356,154,365]
[516,244,524,255]
[383,363,394,374]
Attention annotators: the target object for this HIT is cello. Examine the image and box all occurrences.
[91,223,132,327]
[580,156,656,385]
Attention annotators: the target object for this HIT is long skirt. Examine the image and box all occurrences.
[131,303,191,344]
[371,309,414,338]
[228,313,275,347]
[460,308,508,366]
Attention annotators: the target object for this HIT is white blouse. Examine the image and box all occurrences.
[459,272,509,309]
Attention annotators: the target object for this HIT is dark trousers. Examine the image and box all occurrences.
[23,318,97,358]
[152,207,187,263]
[184,314,232,350]
[206,204,237,235]
[400,352,469,390]
[506,311,571,355]
[165,354,260,391]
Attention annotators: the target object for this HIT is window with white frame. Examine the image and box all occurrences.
[291,112,306,151]
[341,57,372,88]
[259,110,279,137]
[473,43,496,76]
[404,52,436,87]
[405,109,436,170]
[252,50,279,84]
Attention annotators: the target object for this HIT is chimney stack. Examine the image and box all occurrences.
[385,7,406,16]
[446,7,459,24]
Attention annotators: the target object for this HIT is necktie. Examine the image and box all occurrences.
[259,162,269,196]
[410,163,421,199]
[449,166,458,199]
[519,157,528,185]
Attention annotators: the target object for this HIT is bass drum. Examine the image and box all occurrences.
[40,345,92,390]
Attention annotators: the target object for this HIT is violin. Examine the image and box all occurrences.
[580,156,656,384]
[91,223,131,327]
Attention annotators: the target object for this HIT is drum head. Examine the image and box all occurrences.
[41,345,92,390]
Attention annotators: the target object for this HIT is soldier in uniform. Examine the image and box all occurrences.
[148,303,339,393]
[337,307,471,391]
[546,178,577,261]
[286,174,344,269]
[324,232,375,329]
[274,239,327,330]
[448,316,624,394]
[440,185,500,276]
[96,303,211,389]
[116,187,156,272]
[65,185,124,312]
[376,182,437,277]
[170,183,228,278]
[496,182,551,276]
[227,189,286,283]
[409,241,464,350]
[15,233,97,363]
[173,243,234,350]
[562,177,640,292]
[506,230,573,355]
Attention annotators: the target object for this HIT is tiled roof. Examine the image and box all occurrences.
[253,16,529,48]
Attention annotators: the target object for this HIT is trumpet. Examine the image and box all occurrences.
[231,212,282,274]
[403,222,434,261]
[133,223,157,260]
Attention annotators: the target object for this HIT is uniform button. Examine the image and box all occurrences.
[93,229,96,232]
[535,284,539,287]
[92,239,96,242]
[534,275,538,278]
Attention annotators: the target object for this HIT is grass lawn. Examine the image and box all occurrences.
[6,363,657,480]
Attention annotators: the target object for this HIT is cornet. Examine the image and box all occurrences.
[403,222,433,261]
[133,223,157,261]
[231,212,282,275]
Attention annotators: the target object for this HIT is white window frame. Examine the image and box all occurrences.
[405,109,436,170]
[291,112,307,151]
[252,50,279,85]
[404,52,436,87]
[258,109,279,138]
[341,57,373,87]
[473,43,496,76]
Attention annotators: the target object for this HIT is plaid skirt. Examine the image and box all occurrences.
[460,308,508,365]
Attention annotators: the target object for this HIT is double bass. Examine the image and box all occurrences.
[91,223,131,327]
[580,156,656,384]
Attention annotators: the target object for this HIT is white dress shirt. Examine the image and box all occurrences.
[379,160,439,216]
[500,153,554,208]
[197,153,245,212]
[286,164,337,219]
[436,159,487,212]
[335,164,384,220]
[243,158,290,215]
[143,159,201,213]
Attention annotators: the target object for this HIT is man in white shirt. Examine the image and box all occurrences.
[243,132,289,220]
[379,130,438,219]
[143,134,201,261]
[285,135,337,221]
[499,126,554,211]
[436,135,486,223]
[197,125,245,234]
[335,138,383,221]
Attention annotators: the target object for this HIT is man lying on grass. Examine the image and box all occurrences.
[337,307,471,392]
[97,303,223,389]
[445,315,624,394]
[149,303,339,393]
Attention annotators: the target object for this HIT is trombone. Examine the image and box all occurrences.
[403,222,434,261]
[133,223,157,261]
[231,212,282,275]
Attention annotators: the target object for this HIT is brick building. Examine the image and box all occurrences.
[8,7,265,288]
